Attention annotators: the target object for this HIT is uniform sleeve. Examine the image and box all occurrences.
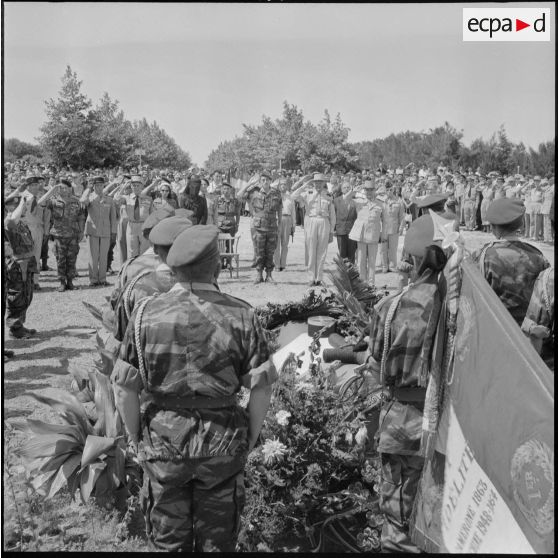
[369,297,391,362]
[240,311,277,389]
[522,270,552,331]
[329,199,336,232]
[110,200,118,234]
[111,306,144,392]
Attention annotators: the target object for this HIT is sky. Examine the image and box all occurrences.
[2,2,555,166]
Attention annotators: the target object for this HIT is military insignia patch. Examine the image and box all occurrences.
[510,439,554,535]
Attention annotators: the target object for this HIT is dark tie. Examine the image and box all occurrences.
[134,196,140,220]
[30,197,37,213]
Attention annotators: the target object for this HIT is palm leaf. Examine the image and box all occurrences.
[30,468,58,493]
[80,435,116,470]
[88,369,121,438]
[26,419,85,444]
[82,301,103,322]
[47,453,82,499]
[79,461,106,503]
[27,391,93,437]
[15,435,80,461]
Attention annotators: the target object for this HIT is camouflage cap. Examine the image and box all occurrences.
[149,216,193,246]
[167,225,220,268]
[486,198,525,225]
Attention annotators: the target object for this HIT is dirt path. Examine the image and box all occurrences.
[4,217,554,431]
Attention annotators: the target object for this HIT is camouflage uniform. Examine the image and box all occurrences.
[113,263,176,341]
[109,249,160,311]
[46,195,86,283]
[472,239,550,326]
[249,189,282,272]
[111,282,276,551]
[521,266,554,370]
[4,220,37,334]
[369,271,444,553]
[216,196,241,236]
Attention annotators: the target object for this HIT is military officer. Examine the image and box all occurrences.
[292,173,336,286]
[4,196,38,339]
[462,175,479,230]
[114,175,153,258]
[80,175,118,287]
[380,181,406,273]
[215,181,241,236]
[38,179,86,292]
[112,224,276,551]
[114,214,192,341]
[369,216,448,553]
[247,173,283,284]
[273,178,297,271]
[472,198,550,326]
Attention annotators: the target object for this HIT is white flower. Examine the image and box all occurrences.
[261,438,288,465]
[275,410,292,426]
[355,426,368,446]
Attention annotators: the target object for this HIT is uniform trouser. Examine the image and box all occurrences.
[28,226,43,285]
[140,457,245,552]
[88,235,110,283]
[254,229,278,272]
[357,241,379,284]
[335,235,357,264]
[41,234,50,267]
[463,201,476,230]
[380,234,399,270]
[380,452,424,553]
[5,258,34,332]
[529,213,544,240]
[273,216,292,269]
[305,217,330,282]
[126,221,149,258]
[524,213,531,236]
[53,236,80,282]
[543,214,553,242]
[118,217,128,265]
[250,226,257,264]
[107,236,116,270]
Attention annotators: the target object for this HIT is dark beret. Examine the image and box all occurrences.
[141,207,175,232]
[221,182,233,188]
[59,179,72,188]
[416,193,449,209]
[91,175,106,184]
[403,214,442,257]
[149,216,193,246]
[25,175,44,185]
[167,225,220,268]
[486,198,525,225]
[260,172,272,181]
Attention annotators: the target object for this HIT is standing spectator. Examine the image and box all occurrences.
[80,175,118,287]
[380,181,405,273]
[114,175,154,258]
[332,180,357,264]
[4,196,38,338]
[347,180,383,286]
[541,178,554,243]
[179,177,208,225]
[528,176,544,241]
[215,182,241,236]
[206,171,222,225]
[144,178,179,212]
[38,179,86,292]
[273,179,297,271]
[462,175,479,231]
[480,178,494,233]
[292,173,336,286]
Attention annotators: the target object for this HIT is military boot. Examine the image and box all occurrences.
[254,271,264,285]
[58,280,67,292]
[265,271,275,283]
[66,279,75,291]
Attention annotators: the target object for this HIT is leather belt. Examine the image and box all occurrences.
[143,392,237,410]
[128,220,145,224]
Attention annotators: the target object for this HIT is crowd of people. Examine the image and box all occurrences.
[3,157,555,552]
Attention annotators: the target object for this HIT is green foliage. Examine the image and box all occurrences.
[205,101,358,173]
[4,138,44,162]
[13,374,128,505]
[38,65,191,169]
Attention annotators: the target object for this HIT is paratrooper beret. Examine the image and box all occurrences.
[25,175,44,185]
[149,216,193,246]
[486,198,525,225]
[167,225,220,268]
[260,172,272,180]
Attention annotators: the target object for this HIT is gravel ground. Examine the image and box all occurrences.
[4,216,554,432]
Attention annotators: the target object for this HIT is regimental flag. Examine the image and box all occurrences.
[412,260,554,553]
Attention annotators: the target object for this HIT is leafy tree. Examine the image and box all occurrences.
[4,138,44,162]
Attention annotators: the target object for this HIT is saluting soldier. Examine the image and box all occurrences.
[472,198,550,326]
[380,181,406,273]
[247,172,283,284]
[112,225,276,551]
[38,179,86,292]
[273,178,297,271]
[215,181,241,236]
[4,196,38,339]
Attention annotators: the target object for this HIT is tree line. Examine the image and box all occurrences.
[4,66,554,177]
[5,66,192,170]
